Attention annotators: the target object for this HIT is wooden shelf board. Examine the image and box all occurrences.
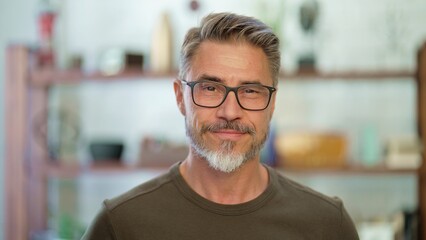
[30,68,178,87]
[29,67,415,87]
[48,161,133,178]
[46,161,417,178]
[280,165,418,175]
[46,161,170,178]
[281,70,414,80]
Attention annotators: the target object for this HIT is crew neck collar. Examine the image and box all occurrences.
[170,162,277,216]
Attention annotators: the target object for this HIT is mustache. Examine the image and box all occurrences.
[201,121,256,136]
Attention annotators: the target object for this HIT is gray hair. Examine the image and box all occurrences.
[179,12,281,86]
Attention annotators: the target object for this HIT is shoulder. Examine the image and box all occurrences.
[268,168,359,238]
[270,167,343,209]
[104,170,174,211]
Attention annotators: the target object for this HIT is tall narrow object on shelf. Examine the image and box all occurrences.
[150,12,173,74]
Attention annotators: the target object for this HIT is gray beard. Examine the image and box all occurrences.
[185,119,268,173]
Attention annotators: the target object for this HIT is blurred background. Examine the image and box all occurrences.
[2,0,426,239]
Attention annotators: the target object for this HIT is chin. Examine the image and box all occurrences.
[205,152,247,173]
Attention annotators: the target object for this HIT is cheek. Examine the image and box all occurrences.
[182,93,196,116]
[185,98,215,123]
[252,114,271,134]
[184,104,204,130]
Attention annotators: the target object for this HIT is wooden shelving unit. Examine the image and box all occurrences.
[4,44,426,239]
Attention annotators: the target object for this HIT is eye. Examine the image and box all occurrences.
[243,88,260,94]
[200,83,218,92]
[241,86,263,95]
[197,81,222,94]
[205,85,217,91]
[239,85,269,98]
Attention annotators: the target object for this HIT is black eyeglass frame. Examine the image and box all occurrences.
[180,79,277,111]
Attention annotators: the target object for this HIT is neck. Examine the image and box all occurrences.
[179,151,269,205]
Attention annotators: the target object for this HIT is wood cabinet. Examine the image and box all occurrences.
[4,44,426,239]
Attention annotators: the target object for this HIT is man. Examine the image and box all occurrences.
[82,12,359,239]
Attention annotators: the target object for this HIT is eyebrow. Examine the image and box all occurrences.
[197,74,222,82]
[197,74,262,85]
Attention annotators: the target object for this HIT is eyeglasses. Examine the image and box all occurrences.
[180,79,276,111]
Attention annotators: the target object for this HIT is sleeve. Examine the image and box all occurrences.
[338,200,360,240]
[80,202,117,240]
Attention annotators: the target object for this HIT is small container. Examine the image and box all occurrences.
[89,142,124,161]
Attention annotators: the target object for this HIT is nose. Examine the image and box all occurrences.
[216,91,243,121]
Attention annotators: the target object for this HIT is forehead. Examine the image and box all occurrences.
[190,41,272,86]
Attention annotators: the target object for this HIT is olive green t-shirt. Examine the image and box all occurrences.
[82,163,359,240]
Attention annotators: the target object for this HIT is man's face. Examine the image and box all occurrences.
[174,40,276,173]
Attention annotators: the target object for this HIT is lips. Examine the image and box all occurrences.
[202,121,255,135]
[210,129,246,141]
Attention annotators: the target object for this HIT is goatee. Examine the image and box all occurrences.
[186,119,268,173]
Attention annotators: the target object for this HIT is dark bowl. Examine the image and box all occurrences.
[89,142,124,161]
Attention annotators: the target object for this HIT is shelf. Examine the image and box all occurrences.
[281,70,414,80]
[46,161,170,178]
[280,165,419,175]
[30,67,178,87]
[29,66,415,87]
[45,161,418,179]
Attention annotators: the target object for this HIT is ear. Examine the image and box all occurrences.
[173,79,186,116]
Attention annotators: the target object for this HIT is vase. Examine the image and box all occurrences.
[150,12,173,74]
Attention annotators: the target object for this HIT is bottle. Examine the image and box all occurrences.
[360,124,382,167]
